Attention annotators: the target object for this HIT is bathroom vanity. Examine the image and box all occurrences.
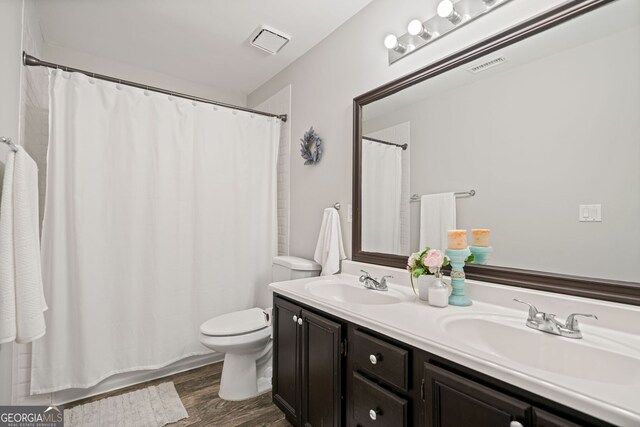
[270,263,640,427]
[271,1,640,425]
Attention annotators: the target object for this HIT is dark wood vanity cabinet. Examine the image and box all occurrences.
[423,363,591,427]
[424,363,529,427]
[273,297,301,424]
[273,294,613,427]
[273,296,344,427]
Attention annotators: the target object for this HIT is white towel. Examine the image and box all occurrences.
[313,208,346,276]
[0,147,47,344]
[419,193,456,252]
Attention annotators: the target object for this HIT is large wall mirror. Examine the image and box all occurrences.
[353,0,640,304]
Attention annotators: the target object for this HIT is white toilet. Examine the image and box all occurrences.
[199,256,321,401]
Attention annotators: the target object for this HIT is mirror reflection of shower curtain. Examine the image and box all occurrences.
[361,140,402,254]
[31,71,279,393]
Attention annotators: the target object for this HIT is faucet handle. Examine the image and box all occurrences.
[513,299,540,320]
[380,275,393,286]
[359,270,372,282]
[565,313,598,331]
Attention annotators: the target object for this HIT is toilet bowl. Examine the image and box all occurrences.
[199,256,321,401]
[199,307,273,401]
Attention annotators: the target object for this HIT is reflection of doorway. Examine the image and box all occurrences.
[363,122,410,255]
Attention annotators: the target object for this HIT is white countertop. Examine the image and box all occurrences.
[269,261,640,426]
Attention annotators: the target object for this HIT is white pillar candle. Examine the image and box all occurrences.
[447,229,467,250]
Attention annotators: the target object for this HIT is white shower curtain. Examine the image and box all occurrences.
[361,140,402,254]
[31,71,280,393]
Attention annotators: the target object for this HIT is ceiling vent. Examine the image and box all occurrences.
[249,26,291,55]
[467,56,507,74]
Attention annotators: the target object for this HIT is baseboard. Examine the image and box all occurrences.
[50,352,224,405]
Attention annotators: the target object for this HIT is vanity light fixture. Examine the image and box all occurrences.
[384,0,513,65]
[437,0,463,25]
[407,19,432,41]
[384,34,407,53]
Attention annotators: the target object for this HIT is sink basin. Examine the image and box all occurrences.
[306,281,405,305]
[441,314,640,385]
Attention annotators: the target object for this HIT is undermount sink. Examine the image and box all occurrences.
[440,314,640,385]
[306,281,406,305]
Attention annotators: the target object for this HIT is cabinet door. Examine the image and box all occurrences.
[425,363,530,427]
[534,408,582,427]
[301,309,343,427]
[273,297,302,424]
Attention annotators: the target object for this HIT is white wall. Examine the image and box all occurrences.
[363,25,640,282]
[40,44,247,107]
[0,0,25,406]
[248,0,569,261]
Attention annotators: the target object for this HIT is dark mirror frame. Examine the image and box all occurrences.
[352,0,640,306]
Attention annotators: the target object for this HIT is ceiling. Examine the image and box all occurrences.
[34,0,373,95]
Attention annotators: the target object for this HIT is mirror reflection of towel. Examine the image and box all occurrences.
[313,208,346,276]
[419,193,456,252]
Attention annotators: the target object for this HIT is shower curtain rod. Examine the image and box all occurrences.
[23,52,287,122]
[363,136,408,150]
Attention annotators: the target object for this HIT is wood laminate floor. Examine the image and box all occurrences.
[65,362,290,427]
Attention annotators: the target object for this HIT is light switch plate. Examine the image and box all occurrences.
[579,204,602,222]
[347,204,353,223]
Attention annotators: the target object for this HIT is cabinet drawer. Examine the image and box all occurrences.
[352,329,409,391]
[353,372,408,427]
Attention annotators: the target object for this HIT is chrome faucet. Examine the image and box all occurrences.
[513,299,597,339]
[359,270,392,291]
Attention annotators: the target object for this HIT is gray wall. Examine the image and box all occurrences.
[247,0,571,262]
[363,25,640,282]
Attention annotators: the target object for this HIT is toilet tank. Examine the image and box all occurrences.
[272,256,321,282]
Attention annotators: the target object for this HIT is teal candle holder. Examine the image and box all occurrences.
[446,247,472,307]
[469,246,493,265]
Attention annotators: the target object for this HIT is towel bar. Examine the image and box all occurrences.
[1,137,18,152]
[410,190,475,202]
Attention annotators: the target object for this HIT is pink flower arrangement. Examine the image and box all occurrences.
[407,247,450,297]
[407,247,450,278]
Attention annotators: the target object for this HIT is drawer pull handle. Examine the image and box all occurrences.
[369,353,382,365]
[293,315,298,323]
[297,318,303,325]
[369,408,381,420]
[510,422,523,427]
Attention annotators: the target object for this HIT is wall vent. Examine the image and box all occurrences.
[467,56,507,73]
[250,26,291,55]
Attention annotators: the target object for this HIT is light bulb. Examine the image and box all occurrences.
[437,0,454,17]
[384,34,407,53]
[407,19,432,41]
[437,0,462,25]
[384,34,399,49]
[407,20,424,36]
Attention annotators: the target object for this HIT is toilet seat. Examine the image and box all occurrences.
[200,307,269,337]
